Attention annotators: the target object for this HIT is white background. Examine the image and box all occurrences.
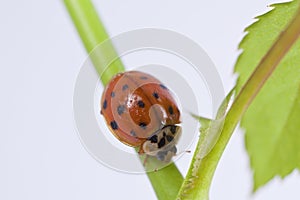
[1,0,299,199]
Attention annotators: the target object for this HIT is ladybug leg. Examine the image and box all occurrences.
[138,145,145,154]
[143,155,149,166]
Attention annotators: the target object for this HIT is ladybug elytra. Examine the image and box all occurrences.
[100,71,181,162]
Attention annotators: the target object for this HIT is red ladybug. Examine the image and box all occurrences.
[100,71,181,162]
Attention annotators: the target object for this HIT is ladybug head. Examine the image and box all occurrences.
[142,125,182,162]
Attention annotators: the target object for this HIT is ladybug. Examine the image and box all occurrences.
[100,71,181,162]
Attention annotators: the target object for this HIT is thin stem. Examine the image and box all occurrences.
[63,1,183,199]
[177,5,300,200]
[64,0,125,84]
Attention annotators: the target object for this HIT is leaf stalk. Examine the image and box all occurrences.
[177,4,300,200]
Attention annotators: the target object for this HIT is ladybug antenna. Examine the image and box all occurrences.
[175,149,192,157]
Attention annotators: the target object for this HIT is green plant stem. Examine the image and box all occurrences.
[148,164,184,200]
[177,5,300,200]
[63,1,183,199]
[64,0,124,84]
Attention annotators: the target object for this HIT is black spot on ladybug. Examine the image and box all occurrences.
[158,137,166,148]
[130,130,136,137]
[103,99,107,109]
[110,121,118,130]
[149,135,158,143]
[139,122,147,129]
[140,76,148,80]
[166,135,174,142]
[160,84,167,90]
[170,125,176,134]
[137,100,145,108]
[153,92,159,99]
[122,84,129,91]
[163,132,166,137]
[111,92,115,97]
[168,106,174,115]
[117,105,125,115]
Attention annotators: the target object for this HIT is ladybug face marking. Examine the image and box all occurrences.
[100,71,181,162]
[143,125,182,162]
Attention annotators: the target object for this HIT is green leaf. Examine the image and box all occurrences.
[234,0,300,191]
